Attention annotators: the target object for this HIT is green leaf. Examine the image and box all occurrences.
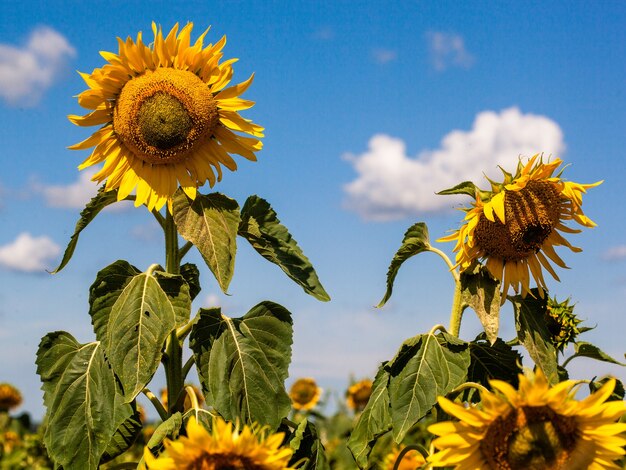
[190,301,293,430]
[460,264,502,344]
[153,270,192,328]
[89,261,177,401]
[377,222,430,308]
[100,398,142,464]
[387,331,470,442]
[146,412,182,451]
[572,342,626,366]
[36,332,122,470]
[589,377,625,401]
[289,419,330,470]
[172,190,240,294]
[468,336,523,388]
[180,263,202,301]
[347,365,392,469]
[238,195,330,301]
[51,185,119,273]
[436,181,479,197]
[511,291,559,385]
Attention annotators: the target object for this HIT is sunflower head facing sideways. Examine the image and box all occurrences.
[143,416,295,470]
[428,368,626,469]
[0,383,22,411]
[439,155,601,297]
[70,22,263,212]
[346,379,373,413]
[289,378,322,411]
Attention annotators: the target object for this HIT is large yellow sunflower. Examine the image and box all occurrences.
[70,22,263,211]
[439,155,601,296]
[428,369,626,469]
[289,378,322,411]
[143,416,295,469]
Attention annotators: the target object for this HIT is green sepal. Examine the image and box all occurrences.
[437,181,479,198]
[288,419,330,470]
[51,185,118,273]
[386,331,470,443]
[377,222,430,308]
[189,302,293,430]
[238,195,330,301]
[511,290,559,385]
[36,331,124,470]
[460,263,502,344]
[347,365,392,469]
[172,190,240,294]
[89,260,179,401]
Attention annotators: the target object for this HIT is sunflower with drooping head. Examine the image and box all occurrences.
[428,369,626,469]
[439,155,601,297]
[70,22,263,211]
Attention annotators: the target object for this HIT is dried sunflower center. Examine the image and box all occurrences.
[474,181,562,261]
[191,453,265,470]
[480,405,583,470]
[113,68,218,165]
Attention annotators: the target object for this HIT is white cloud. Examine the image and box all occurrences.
[343,107,565,221]
[603,245,626,261]
[426,31,474,71]
[0,233,60,273]
[372,48,397,65]
[0,26,76,106]
[39,168,98,209]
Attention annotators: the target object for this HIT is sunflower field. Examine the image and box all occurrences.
[1,18,625,470]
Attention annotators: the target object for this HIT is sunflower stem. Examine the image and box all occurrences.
[428,246,459,283]
[163,210,184,416]
[392,444,426,470]
[142,388,168,422]
[448,279,464,337]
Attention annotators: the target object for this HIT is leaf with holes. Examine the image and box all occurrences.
[190,302,293,429]
[173,191,240,293]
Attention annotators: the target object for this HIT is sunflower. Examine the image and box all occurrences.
[289,378,321,411]
[383,446,426,470]
[70,22,263,211]
[0,383,22,411]
[143,416,295,469]
[346,379,373,413]
[439,155,601,297]
[428,369,626,469]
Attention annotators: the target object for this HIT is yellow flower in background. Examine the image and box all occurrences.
[384,446,426,470]
[0,383,22,411]
[439,155,601,297]
[70,22,263,211]
[346,379,373,413]
[428,369,626,469]
[160,384,205,412]
[289,378,321,411]
[143,416,295,469]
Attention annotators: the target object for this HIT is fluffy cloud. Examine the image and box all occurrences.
[372,48,397,65]
[38,169,98,209]
[0,233,60,272]
[343,107,565,221]
[0,26,76,106]
[426,31,473,71]
[603,245,626,261]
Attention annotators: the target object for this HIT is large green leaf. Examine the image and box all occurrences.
[387,332,470,442]
[511,291,559,385]
[153,270,192,328]
[51,185,119,273]
[571,342,626,366]
[238,196,330,301]
[347,365,392,469]
[289,419,330,470]
[180,262,202,301]
[468,336,523,389]
[36,332,122,470]
[100,398,142,464]
[377,222,430,308]
[460,264,501,344]
[190,302,293,429]
[89,261,177,401]
[173,190,240,293]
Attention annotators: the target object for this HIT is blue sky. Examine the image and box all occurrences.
[1,1,625,419]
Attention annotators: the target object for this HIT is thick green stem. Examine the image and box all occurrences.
[448,279,464,337]
[163,210,184,415]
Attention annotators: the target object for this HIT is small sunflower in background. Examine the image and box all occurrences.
[383,445,426,470]
[346,379,373,413]
[70,22,263,211]
[428,369,626,469]
[289,378,322,411]
[439,155,601,297]
[0,383,22,411]
[143,416,295,469]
